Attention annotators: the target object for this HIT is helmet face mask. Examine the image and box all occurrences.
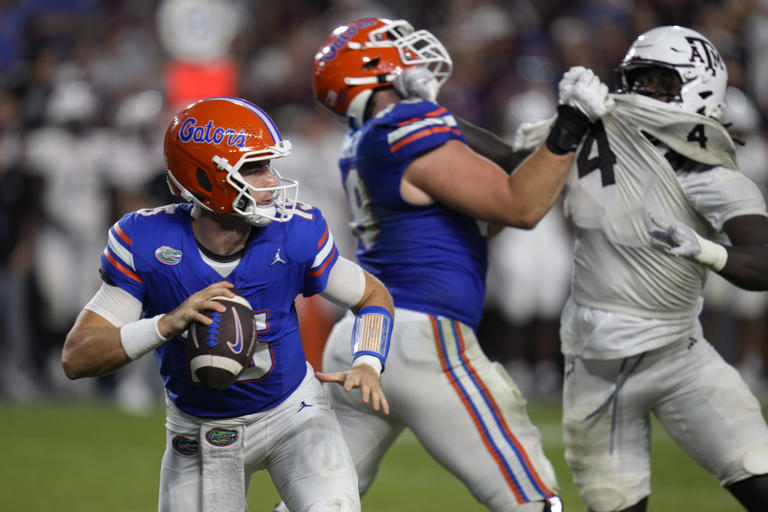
[312,18,453,129]
[622,65,683,103]
[617,25,728,120]
[226,162,297,227]
[163,97,299,226]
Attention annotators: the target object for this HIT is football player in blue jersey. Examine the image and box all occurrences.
[62,97,395,512]
[272,18,611,512]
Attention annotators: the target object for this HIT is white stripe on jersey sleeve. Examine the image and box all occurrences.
[108,229,136,270]
[386,115,457,146]
[311,229,335,269]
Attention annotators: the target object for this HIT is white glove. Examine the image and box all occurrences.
[558,66,614,122]
[393,66,440,103]
[647,213,728,271]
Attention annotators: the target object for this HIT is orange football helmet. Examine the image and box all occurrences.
[163,97,298,226]
[312,18,452,128]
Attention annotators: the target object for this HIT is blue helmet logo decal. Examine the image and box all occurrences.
[179,117,247,147]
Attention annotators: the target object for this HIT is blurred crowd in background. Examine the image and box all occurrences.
[2,0,768,412]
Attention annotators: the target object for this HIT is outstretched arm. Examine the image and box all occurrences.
[317,258,393,414]
[402,66,612,228]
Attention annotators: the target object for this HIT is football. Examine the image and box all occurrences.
[187,289,257,391]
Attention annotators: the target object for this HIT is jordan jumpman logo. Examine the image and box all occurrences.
[271,248,286,266]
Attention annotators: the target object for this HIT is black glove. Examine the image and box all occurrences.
[545,104,593,155]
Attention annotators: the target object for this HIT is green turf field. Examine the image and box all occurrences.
[0,400,750,511]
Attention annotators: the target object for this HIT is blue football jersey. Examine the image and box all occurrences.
[101,202,339,418]
[339,99,488,330]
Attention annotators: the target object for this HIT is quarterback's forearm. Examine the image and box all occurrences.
[352,270,394,316]
[62,316,131,379]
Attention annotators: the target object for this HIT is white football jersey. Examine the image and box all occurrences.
[514,95,768,358]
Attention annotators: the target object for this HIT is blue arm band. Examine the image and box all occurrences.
[350,305,393,371]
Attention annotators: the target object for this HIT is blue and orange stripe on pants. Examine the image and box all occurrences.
[429,314,554,504]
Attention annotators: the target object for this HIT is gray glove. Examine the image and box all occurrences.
[393,66,440,103]
[647,213,728,270]
[648,214,701,257]
[558,66,614,122]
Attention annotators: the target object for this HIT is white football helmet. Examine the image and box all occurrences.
[617,25,728,120]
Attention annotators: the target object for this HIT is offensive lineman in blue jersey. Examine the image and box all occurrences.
[272,18,610,512]
[62,97,395,512]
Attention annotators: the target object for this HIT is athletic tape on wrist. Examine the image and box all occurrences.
[693,232,728,271]
[352,354,383,377]
[120,314,169,360]
[545,104,592,155]
[350,305,393,372]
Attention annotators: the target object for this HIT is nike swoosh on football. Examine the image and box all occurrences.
[227,308,244,353]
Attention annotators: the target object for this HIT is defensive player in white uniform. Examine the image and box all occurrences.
[277,17,616,512]
[62,97,395,512]
[513,26,768,512]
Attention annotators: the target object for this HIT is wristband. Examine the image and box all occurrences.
[352,355,383,377]
[693,232,728,271]
[545,104,592,155]
[120,314,169,360]
[351,306,393,372]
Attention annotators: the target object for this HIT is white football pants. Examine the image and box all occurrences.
[158,363,359,512]
[323,308,559,511]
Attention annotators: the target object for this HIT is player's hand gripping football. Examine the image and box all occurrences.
[156,281,236,338]
[558,66,614,122]
[316,365,390,415]
[394,66,440,103]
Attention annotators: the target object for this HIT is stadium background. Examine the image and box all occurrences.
[1,0,767,510]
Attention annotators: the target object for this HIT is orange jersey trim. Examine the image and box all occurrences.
[103,248,142,284]
[390,125,453,153]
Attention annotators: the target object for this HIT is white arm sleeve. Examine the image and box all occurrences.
[320,256,366,309]
[84,282,143,327]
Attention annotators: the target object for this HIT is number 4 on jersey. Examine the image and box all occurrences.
[687,124,708,149]
[577,120,616,187]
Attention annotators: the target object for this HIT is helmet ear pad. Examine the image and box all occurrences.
[196,167,213,193]
[347,88,374,130]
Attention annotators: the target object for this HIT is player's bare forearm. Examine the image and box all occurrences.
[503,145,573,228]
[350,270,394,316]
[62,311,131,379]
[719,247,768,290]
[454,117,571,228]
[720,215,768,290]
[404,140,572,228]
